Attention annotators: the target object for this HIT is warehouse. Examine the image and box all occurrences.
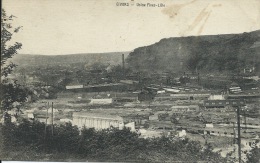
[72,112,124,130]
[203,100,245,108]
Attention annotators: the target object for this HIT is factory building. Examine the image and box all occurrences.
[89,98,113,105]
[72,112,124,130]
[171,105,199,112]
[203,100,245,108]
[203,95,246,108]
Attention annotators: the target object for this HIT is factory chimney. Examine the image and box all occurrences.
[122,54,125,78]
[122,54,125,69]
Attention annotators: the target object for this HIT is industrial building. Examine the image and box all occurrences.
[203,100,246,108]
[171,105,199,112]
[72,112,124,130]
[72,112,137,131]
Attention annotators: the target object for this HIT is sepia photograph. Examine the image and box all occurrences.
[1,0,260,162]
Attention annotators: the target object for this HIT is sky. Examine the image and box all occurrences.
[2,0,260,55]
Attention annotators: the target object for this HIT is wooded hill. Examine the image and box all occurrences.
[126,30,260,75]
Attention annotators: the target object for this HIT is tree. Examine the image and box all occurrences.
[1,9,27,113]
[247,147,260,163]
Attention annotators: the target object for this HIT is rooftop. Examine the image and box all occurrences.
[73,111,123,121]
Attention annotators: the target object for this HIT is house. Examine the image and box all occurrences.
[163,88,180,93]
[66,80,84,90]
[125,122,136,132]
[208,94,225,100]
[171,105,199,112]
[89,98,113,105]
[149,114,159,121]
[229,82,242,94]
[177,129,187,138]
[66,84,84,90]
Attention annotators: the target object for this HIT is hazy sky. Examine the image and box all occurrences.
[3,0,260,55]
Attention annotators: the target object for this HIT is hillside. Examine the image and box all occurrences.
[126,30,260,75]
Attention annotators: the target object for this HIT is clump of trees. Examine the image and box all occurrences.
[0,119,227,162]
[1,9,28,112]
[247,147,260,163]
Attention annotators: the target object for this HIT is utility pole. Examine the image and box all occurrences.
[232,122,236,145]
[122,54,125,79]
[51,102,54,136]
[236,106,241,163]
[243,110,247,131]
[45,102,49,138]
[44,102,49,152]
[228,100,245,163]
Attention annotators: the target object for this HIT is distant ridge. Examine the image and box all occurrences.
[126,30,260,75]
[10,30,260,75]
[11,52,130,66]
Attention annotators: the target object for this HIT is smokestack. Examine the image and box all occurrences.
[122,54,125,70]
[122,54,125,78]
[198,73,200,85]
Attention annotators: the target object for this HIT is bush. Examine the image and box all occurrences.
[247,147,260,163]
[1,119,226,162]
